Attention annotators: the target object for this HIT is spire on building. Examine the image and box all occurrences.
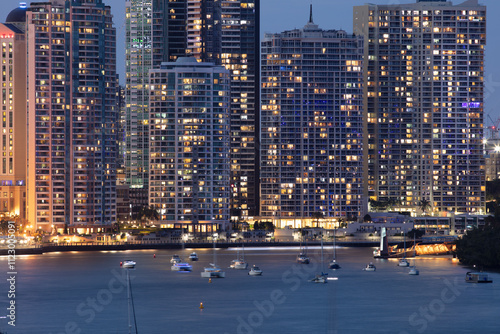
[309,4,313,24]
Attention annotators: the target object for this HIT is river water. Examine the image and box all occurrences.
[1,246,499,333]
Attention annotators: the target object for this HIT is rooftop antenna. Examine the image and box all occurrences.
[309,3,314,24]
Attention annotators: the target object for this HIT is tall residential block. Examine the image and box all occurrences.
[260,11,364,227]
[0,4,28,223]
[126,0,260,218]
[27,0,117,232]
[354,0,486,216]
[125,0,153,209]
[149,57,230,232]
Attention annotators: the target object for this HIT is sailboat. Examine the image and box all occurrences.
[408,233,419,275]
[398,230,410,267]
[296,232,310,264]
[122,260,138,334]
[329,229,341,270]
[201,235,225,278]
[310,237,328,283]
[230,244,248,270]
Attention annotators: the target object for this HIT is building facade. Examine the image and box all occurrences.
[126,0,260,218]
[354,0,486,215]
[26,0,117,232]
[0,7,27,224]
[149,58,231,232]
[260,12,364,227]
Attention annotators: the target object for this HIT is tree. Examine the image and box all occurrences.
[363,214,372,222]
[131,206,160,226]
[455,225,500,269]
[407,228,424,239]
[311,211,324,228]
[419,199,431,215]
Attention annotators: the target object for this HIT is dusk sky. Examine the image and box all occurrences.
[4,0,500,123]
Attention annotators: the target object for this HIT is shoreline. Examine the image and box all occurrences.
[0,240,384,256]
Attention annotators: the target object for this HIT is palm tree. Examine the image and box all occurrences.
[419,199,431,215]
[311,211,324,228]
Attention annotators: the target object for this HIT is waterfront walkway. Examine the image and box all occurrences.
[1,238,387,255]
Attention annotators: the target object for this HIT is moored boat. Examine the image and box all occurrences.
[170,254,182,264]
[363,262,376,271]
[171,262,193,272]
[122,260,136,269]
[201,264,225,278]
[248,265,263,276]
[465,272,492,283]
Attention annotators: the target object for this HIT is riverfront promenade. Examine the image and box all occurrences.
[0,237,390,256]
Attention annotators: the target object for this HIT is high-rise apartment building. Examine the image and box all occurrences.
[126,0,260,218]
[354,0,486,215]
[26,0,117,232]
[149,57,231,231]
[260,12,364,227]
[0,4,28,223]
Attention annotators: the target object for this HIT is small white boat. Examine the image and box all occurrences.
[171,262,193,272]
[465,272,492,283]
[248,265,263,276]
[170,254,182,264]
[201,236,225,278]
[310,273,328,283]
[329,259,341,270]
[122,260,136,269]
[230,259,248,270]
[201,264,225,278]
[296,253,310,264]
[363,262,376,271]
[189,252,199,261]
[230,245,248,269]
[329,229,341,270]
[408,266,419,275]
[398,258,410,267]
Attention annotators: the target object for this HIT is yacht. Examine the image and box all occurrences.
[230,259,248,270]
[408,266,419,275]
[201,236,225,278]
[398,231,410,267]
[296,253,310,264]
[329,229,341,270]
[248,265,263,276]
[170,254,182,264]
[408,234,419,275]
[189,252,199,261]
[363,262,376,271]
[171,262,193,272]
[309,273,328,283]
[465,272,492,283]
[398,258,410,267]
[310,238,328,283]
[201,264,226,278]
[122,260,136,269]
[230,245,248,269]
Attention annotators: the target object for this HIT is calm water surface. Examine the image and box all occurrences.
[1,246,499,333]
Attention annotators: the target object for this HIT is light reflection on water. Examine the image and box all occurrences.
[2,247,500,334]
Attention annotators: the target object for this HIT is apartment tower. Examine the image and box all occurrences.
[126,0,260,218]
[0,4,28,223]
[354,0,486,215]
[27,0,117,232]
[260,9,364,227]
[149,58,231,231]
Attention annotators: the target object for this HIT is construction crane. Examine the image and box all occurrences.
[486,115,500,139]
